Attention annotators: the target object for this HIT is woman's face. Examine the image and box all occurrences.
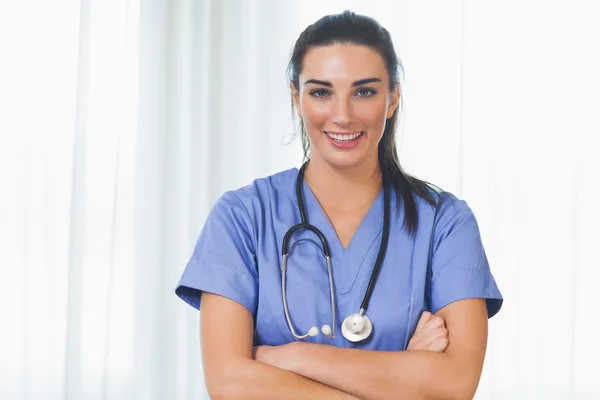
[292,44,400,171]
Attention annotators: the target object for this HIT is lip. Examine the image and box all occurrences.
[323,130,364,149]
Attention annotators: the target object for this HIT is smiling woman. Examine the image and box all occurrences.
[175,9,503,400]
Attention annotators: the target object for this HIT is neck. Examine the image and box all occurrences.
[303,156,382,210]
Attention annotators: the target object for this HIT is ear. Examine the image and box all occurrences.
[386,83,401,119]
[290,82,302,118]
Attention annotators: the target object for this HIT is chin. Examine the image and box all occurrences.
[323,153,372,170]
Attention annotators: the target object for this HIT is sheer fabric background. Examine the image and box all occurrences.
[1,1,599,398]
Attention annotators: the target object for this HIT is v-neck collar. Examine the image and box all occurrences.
[299,177,386,295]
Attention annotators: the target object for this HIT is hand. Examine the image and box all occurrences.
[253,343,299,371]
[407,311,449,352]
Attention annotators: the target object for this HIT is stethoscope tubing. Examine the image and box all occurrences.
[281,252,336,339]
[281,161,390,342]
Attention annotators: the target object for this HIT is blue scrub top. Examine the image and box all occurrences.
[175,168,503,351]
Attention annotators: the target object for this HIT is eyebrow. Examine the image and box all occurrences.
[303,77,382,87]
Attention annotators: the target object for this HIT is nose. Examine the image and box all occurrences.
[331,97,354,127]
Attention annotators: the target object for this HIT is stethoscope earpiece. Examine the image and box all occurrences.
[321,324,334,339]
[308,326,319,337]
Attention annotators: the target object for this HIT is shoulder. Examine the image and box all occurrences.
[423,188,486,258]
[211,167,298,222]
[411,185,482,245]
[218,167,297,204]
[416,184,473,222]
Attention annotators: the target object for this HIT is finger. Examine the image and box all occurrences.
[408,325,446,351]
[422,315,445,331]
[418,316,446,337]
[429,337,449,352]
[415,311,433,332]
[422,327,449,347]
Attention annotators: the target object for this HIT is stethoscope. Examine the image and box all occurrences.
[281,161,391,343]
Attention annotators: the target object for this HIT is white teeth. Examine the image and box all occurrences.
[325,132,363,141]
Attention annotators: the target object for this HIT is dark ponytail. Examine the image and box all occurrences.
[287,10,438,236]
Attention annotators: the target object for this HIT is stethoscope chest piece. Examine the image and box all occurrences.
[341,312,373,342]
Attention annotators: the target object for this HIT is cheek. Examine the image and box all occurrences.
[300,99,330,128]
[355,101,389,127]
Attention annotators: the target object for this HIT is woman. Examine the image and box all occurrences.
[176,10,502,400]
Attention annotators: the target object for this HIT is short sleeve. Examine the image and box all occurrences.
[429,196,503,318]
[175,192,258,315]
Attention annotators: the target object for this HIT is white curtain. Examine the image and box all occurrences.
[1,1,598,399]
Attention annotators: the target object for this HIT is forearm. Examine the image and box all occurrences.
[208,357,360,400]
[291,344,477,400]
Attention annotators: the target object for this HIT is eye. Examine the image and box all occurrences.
[309,89,330,98]
[356,88,376,98]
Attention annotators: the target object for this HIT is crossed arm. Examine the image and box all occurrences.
[200,292,489,400]
[200,292,358,399]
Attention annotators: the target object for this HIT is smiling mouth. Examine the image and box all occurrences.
[324,131,364,142]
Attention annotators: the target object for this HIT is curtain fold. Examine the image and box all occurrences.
[1,1,598,399]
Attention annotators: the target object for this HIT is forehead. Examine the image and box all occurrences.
[300,44,388,84]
